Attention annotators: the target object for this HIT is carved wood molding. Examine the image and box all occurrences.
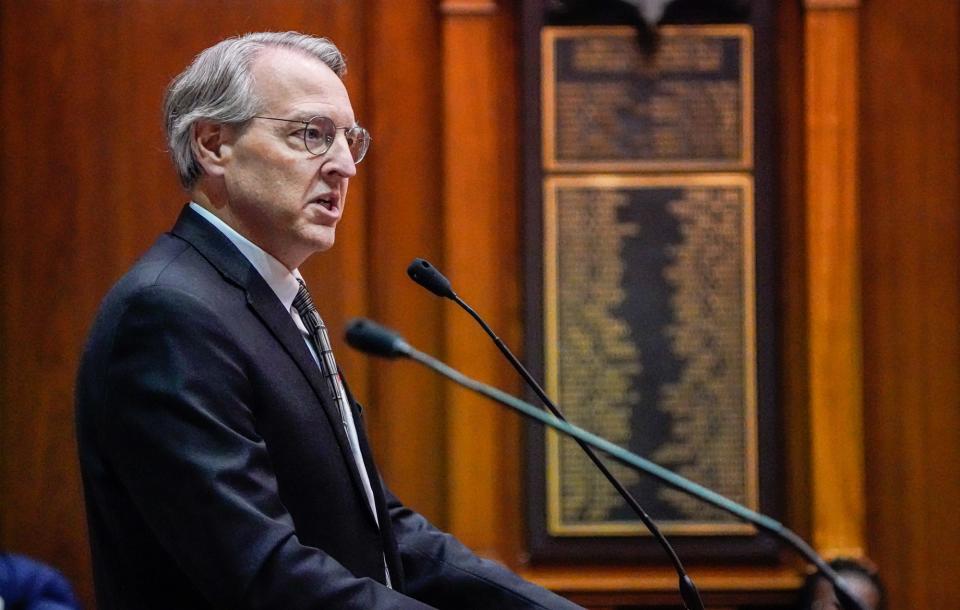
[804,0,860,9]
[802,10,866,556]
[440,0,498,16]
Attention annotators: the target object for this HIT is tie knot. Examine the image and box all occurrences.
[293,280,318,318]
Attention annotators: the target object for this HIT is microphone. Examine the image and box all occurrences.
[407,258,704,610]
[345,318,871,610]
[344,318,412,358]
[347,318,868,610]
[406,258,456,299]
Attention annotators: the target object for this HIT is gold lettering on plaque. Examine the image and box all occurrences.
[542,26,753,172]
[554,188,642,524]
[653,187,749,520]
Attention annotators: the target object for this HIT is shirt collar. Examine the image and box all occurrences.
[189,202,303,312]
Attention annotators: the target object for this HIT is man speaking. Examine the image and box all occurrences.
[76,31,582,610]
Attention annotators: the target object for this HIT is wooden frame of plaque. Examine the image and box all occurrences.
[522,1,781,563]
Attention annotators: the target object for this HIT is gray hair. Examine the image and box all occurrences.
[163,31,346,189]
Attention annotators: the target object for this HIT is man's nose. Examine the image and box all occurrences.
[323,132,358,177]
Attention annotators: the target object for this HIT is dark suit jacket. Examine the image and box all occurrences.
[76,206,582,610]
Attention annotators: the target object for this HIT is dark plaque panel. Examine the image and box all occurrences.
[543,175,758,536]
[542,26,752,172]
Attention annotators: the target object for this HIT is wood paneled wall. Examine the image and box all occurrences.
[1,2,958,609]
[860,1,960,607]
[0,3,383,608]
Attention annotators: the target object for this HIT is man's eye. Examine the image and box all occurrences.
[302,128,323,142]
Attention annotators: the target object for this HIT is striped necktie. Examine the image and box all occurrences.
[291,280,394,587]
[292,280,349,430]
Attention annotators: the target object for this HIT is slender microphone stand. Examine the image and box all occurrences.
[344,318,870,610]
[407,258,703,610]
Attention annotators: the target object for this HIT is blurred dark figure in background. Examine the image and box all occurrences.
[0,553,81,610]
[798,557,885,610]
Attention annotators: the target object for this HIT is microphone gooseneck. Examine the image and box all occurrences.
[344,318,870,610]
[405,258,704,610]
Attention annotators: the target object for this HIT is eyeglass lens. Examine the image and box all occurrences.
[304,116,370,163]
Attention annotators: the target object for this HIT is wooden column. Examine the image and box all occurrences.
[362,0,447,525]
[439,0,523,562]
[802,0,866,558]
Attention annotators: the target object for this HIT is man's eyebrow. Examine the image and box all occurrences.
[287,112,316,123]
[294,112,360,125]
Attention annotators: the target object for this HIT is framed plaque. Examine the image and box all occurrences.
[542,26,753,173]
[522,2,781,563]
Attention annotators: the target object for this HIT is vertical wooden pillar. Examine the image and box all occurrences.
[802,0,866,558]
[363,0,447,525]
[439,0,523,561]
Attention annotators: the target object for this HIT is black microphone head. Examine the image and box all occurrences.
[407,258,456,299]
[344,318,410,359]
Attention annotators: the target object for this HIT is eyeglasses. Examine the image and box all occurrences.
[252,115,371,163]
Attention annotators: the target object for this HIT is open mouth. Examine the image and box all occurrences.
[312,194,338,211]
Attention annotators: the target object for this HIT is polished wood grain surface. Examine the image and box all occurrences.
[777,0,814,546]
[440,0,524,562]
[0,4,370,608]
[860,1,960,607]
[802,5,867,558]
[361,0,447,526]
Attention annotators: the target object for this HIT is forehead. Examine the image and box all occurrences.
[250,47,354,121]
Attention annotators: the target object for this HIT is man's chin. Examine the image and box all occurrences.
[305,228,337,254]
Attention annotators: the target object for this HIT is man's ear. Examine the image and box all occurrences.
[192,120,233,178]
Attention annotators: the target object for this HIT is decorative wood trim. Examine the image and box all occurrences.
[802,8,866,557]
[804,0,860,9]
[439,2,521,562]
[520,565,804,607]
[521,565,804,593]
[440,0,498,16]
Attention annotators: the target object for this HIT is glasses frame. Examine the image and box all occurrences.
[251,115,371,163]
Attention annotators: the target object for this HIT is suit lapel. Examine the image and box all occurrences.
[169,205,375,519]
